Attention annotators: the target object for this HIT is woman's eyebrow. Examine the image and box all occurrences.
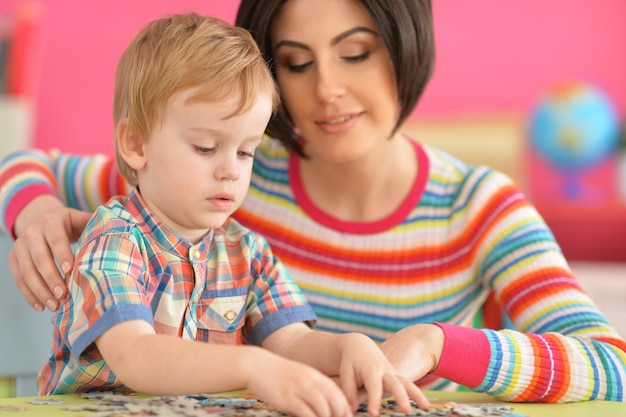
[274,39,310,52]
[274,26,378,52]
[331,26,378,45]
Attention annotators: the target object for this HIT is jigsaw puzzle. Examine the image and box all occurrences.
[34,391,531,417]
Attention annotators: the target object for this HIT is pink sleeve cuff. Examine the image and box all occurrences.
[431,322,491,388]
[5,184,57,239]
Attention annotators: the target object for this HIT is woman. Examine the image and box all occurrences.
[1,0,625,403]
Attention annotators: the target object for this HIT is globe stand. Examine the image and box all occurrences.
[561,170,583,200]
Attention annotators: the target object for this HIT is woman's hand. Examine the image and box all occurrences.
[337,333,430,415]
[263,324,430,415]
[9,195,91,312]
[379,324,445,384]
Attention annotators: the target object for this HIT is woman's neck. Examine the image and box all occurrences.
[298,134,418,223]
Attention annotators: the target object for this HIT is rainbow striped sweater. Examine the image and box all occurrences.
[1,137,624,402]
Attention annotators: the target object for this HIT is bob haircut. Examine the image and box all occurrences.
[236,0,435,157]
[114,12,280,185]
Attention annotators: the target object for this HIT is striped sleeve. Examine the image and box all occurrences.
[0,149,129,238]
[434,167,626,402]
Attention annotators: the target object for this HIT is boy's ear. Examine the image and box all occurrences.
[116,118,146,170]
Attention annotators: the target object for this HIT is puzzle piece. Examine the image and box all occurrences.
[0,405,30,411]
[26,398,66,405]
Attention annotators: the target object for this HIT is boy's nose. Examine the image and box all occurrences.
[215,155,240,180]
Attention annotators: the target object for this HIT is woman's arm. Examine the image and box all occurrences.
[0,149,128,236]
[0,149,129,311]
[471,171,626,402]
[383,168,626,403]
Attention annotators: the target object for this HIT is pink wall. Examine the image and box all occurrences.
[425,1,626,116]
[3,0,626,155]
[1,0,239,155]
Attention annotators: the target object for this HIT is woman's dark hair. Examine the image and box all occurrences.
[236,0,435,157]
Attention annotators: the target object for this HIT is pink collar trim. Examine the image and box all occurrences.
[289,138,429,234]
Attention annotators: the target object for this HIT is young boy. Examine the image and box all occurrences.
[37,12,427,417]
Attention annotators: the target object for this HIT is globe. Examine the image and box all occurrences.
[530,83,620,171]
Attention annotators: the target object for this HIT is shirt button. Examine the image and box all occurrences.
[224,310,237,321]
[193,249,201,259]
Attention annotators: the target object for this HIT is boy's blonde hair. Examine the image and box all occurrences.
[113,12,279,185]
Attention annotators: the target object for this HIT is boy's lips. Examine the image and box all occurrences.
[210,192,234,200]
[207,193,235,210]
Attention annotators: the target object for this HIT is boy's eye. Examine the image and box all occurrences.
[238,150,255,158]
[194,146,215,155]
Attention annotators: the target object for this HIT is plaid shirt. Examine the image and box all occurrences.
[38,189,315,394]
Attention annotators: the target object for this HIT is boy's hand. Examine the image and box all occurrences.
[337,333,430,415]
[250,354,352,417]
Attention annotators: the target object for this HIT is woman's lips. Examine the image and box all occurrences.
[316,113,362,133]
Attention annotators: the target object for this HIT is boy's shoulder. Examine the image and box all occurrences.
[78,195,138,244]
[219,217,256,240]
[218,217,271,249]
